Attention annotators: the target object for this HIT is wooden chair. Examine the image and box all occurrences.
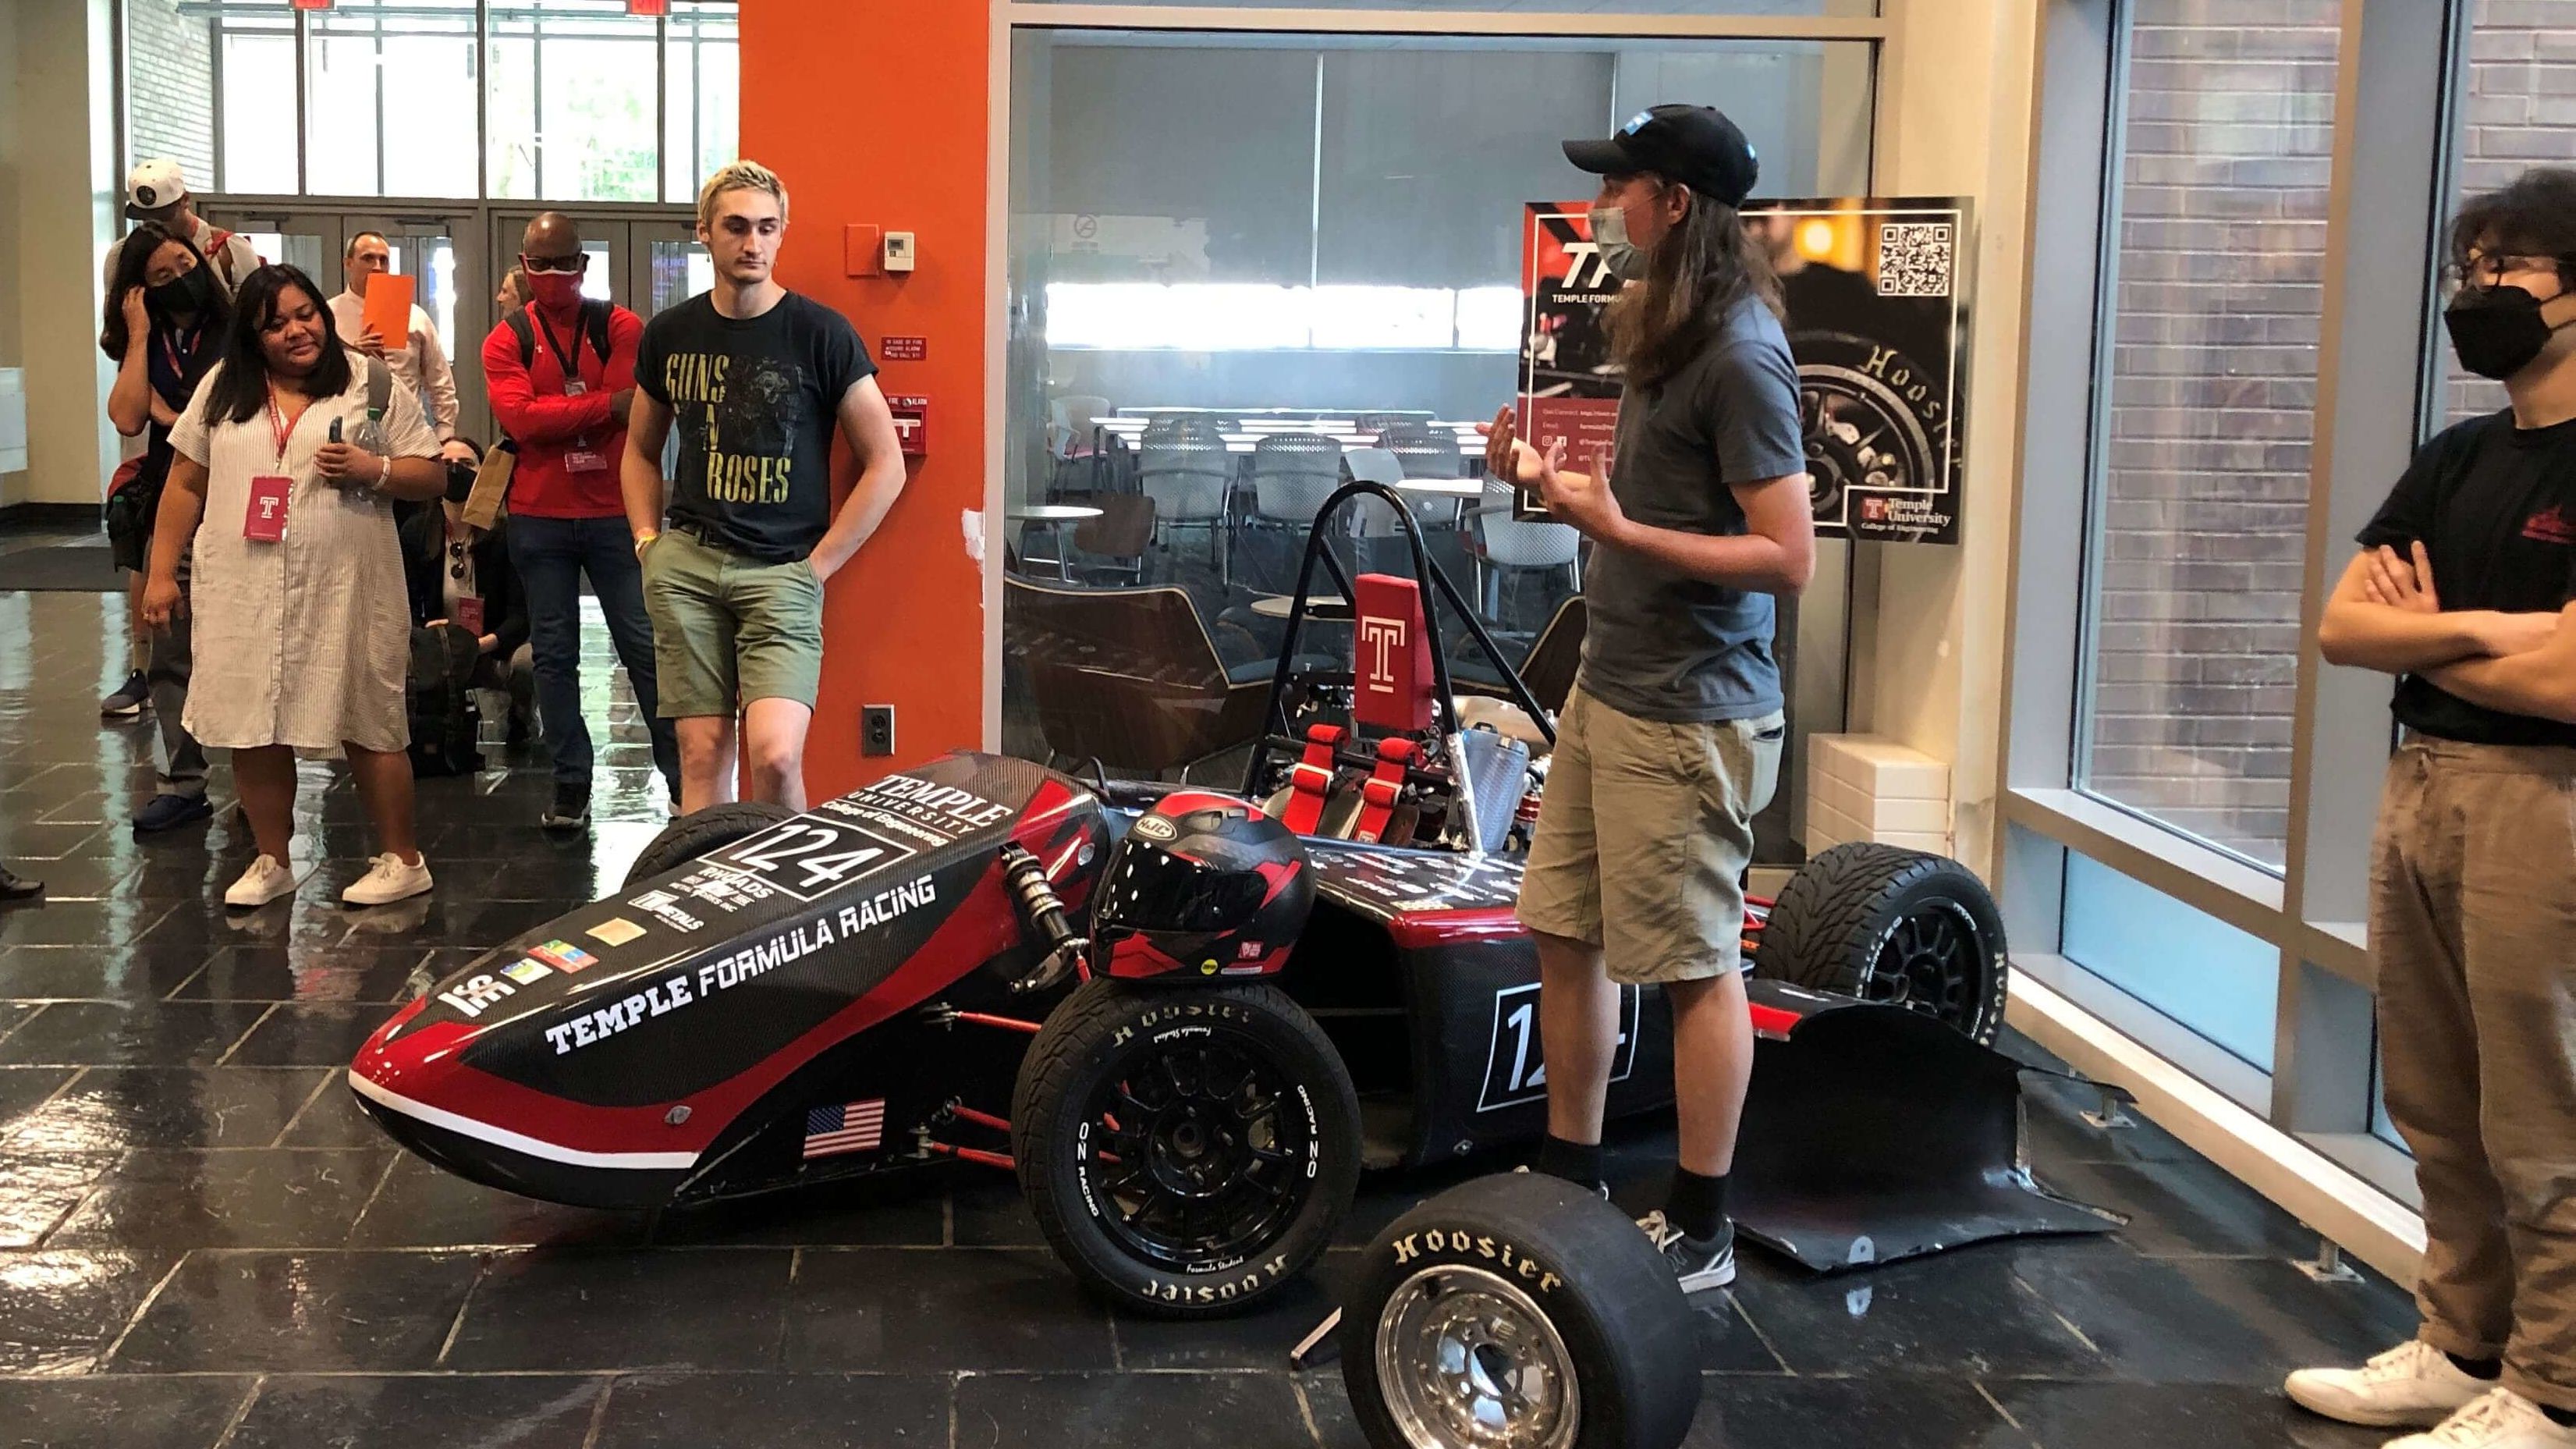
[1005,576,1268,780]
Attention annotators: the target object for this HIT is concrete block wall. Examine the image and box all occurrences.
[2084,0,2340,867]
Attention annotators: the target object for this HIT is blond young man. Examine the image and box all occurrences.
[621,162,909,812]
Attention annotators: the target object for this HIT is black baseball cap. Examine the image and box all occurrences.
[1563,105,1760,208]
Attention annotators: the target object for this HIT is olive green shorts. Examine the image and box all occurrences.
[1515,685,1784,985]
[640,527,825,718]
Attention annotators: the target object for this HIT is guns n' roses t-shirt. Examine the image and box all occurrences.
[636,290,876,563]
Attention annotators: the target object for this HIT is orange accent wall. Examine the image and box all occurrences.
[740,1,989,799]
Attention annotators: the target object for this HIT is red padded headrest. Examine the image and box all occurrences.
[1352,574,1435,733]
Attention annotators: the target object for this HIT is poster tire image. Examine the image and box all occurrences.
[1342,1172,1701,1449]
[1791,329,1949,543]
[1012,978,1361,1319]
[622,801,800,890]
[1750,843,2008,1045]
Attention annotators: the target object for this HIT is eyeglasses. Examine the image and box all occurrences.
[2447,254,2567,288]
[520,253,586,275]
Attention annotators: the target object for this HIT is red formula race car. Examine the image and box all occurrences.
[349,483,2113,1318]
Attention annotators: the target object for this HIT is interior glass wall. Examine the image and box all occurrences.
[1000,25,1874,865]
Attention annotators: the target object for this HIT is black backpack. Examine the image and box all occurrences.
[503,300,613,375]
[406,623,484,778]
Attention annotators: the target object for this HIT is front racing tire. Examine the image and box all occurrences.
[622,801,797,890]
[1011,978,1361,1319]
[1343,1172,1701,1449]
[1751,842,2009,1044]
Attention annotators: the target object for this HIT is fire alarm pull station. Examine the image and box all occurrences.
[886,395,928,457]
[883,231,917,273]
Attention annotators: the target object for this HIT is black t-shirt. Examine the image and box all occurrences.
[2357,410,2576,747]
[635,290,877,563]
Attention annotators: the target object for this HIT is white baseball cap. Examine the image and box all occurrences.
[124,158,189,219]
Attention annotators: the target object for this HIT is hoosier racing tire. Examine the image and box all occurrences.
[1751,842,2008,1044]
[1012,978,1361,1319]
[1343,1171,1701,1449]
[622,801,797,890]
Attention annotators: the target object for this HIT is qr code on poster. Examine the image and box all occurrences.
[1876,222,1953,297]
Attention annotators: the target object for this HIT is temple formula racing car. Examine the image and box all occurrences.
[349,482,2112,1319]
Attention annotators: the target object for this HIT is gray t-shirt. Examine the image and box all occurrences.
[1577,293,1805,723]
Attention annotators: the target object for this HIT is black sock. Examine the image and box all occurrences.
[1535,1135,1602,1188]
[2447,1351,2503,1382]
[1666,1168,1730,1241]
[2546,1404,2576,1427]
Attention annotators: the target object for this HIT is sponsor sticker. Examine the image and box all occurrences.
[530,939,598,973]
[586,917,648,947]
[501,959,552,986]
[802,1099,888,1160]
[629,890,706,933]
[1132,815,1179,842]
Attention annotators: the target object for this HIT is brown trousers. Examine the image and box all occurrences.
[2373,737,2576,1411]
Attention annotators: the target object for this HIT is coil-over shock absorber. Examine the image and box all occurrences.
[998,841,1088,995]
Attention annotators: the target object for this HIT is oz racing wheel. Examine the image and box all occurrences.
[1012,978,1361,1318]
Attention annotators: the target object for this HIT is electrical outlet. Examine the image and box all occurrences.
[862,705,896,758]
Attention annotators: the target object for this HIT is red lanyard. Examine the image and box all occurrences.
[156,322,200,385]
[263,383,301,467]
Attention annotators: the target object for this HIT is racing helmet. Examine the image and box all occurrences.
[1092,790,1313,980]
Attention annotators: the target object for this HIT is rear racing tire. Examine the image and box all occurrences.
[622,801,797,890]
[1751,842,2008,1044]
[1343,1172,1701,1449]
[1012,977,1361,1319]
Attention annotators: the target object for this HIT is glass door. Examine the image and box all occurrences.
[344,210,481,443]
[635,216,712,321]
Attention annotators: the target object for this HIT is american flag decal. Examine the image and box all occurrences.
[802,1099,887,1160]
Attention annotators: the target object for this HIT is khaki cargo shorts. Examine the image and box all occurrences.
[1516,684,1783,984]
[640,527,825,718]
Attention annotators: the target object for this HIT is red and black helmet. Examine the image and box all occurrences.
[1092,790,1312,980]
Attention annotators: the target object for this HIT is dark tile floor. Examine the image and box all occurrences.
[0,573,2418,1448]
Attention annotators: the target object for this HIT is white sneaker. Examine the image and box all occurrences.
[223,854,302,909]
[2389,1390,2576,1447]
[2287,1340,2489,1429]
[342,853,432,907]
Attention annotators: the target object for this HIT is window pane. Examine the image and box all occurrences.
[219,24,300,195]
[664,1,740,204]
[2076,0,2341,872]
[307,0,477,198]
[2431,0,2576,428]
[488,0,659,202]
[126,0,218,186]
[2063,853,2279,1073]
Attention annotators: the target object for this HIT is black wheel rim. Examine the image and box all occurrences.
[1861,899,1993,1035]
[1077,1031,1318,1274]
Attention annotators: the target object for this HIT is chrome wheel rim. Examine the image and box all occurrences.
[1374,1264,1580,1449]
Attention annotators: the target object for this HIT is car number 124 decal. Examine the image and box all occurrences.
[707,818,918,902]
[1475,981,1640,1113]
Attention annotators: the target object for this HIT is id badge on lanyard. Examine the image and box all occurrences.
[247,385,296,541]
[544,314,612,474]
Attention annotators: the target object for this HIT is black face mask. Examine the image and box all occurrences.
[444,460,479,505]
[2445,283,2575,381]
[145,266,215,320]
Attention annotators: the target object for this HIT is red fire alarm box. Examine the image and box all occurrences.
[886,395,929,457]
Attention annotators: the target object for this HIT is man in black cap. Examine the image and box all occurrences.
[1488,104,1815,1292]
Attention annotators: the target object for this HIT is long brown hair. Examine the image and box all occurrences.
[1606,182,1783,388]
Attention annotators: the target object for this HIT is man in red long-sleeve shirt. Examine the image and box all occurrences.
[482,212,681,829]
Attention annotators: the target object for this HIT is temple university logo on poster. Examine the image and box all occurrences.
[1359,614,1407,696]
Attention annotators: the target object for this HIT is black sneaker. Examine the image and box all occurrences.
[541,783,591,832]
[0,867,41,906]
[132,793,213,833]
[1638,1210,1736,1293]
[101,672,150,719]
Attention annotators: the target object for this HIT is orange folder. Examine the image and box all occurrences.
[361,272,415,346]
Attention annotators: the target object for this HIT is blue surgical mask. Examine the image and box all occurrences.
[1589,204,1649,282]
